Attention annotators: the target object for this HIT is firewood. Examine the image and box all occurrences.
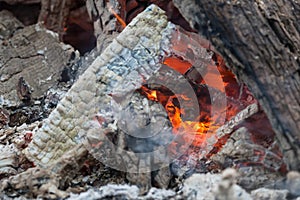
[86,0,121,52]
[0,20,78,108]
[38,0,72,39]
[0,10,24,40]
[173,0,300,171]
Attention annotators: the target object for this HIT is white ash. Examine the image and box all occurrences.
[0,121,40,145]
[0,195,28,200]
[143,187,176,200]
[0,144,19,176]
[68,184,140,200]
[250,188,289,200]
[286,171,300,196]
[67,184,177,200]
[180,168,252,200]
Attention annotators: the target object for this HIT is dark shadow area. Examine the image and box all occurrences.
[0,2,40,25]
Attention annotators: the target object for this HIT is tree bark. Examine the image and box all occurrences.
[173,0,300,171]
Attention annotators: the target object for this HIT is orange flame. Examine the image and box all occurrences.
[107,3,127,28]
[141,48,255,148]
[140,84,216,146]
[140,86,158,101]
[165,94,216,146]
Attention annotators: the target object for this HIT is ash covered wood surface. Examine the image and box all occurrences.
[1,1,300,200]
[24,4,174,166]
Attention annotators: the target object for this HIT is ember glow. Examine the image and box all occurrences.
[140,52,255,147]
[163,57,192,74]
[140,86,211,146]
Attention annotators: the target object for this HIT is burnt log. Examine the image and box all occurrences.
[86,0,120,52]
[173,0,300,171]
[38,0,72,39]
[0,10,81,128]
[37,0,96,53]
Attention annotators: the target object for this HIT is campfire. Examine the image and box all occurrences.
[0,0,299,199]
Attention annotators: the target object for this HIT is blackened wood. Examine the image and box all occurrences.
[173,0,300,170]
[0,18,77,107]
[38,0,72,39]
[86,0,120,52]
[0,10,24,39]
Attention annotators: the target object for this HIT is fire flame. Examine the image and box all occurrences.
[108,3,127,28]
[140,53,252,147]
[140,84,215,146]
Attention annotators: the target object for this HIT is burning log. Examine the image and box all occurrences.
[8,2,280,191]
[19,6,178,194]
[17,4,241,193]
[173,0,300,171]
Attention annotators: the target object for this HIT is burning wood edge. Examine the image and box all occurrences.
[216,103,259,139]
[204,103,259,159]
[171,103,262,178]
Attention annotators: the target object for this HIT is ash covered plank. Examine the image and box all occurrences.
[24,5,175,166]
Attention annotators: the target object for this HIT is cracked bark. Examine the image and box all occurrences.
[0,12,76,107]
[173,0,300,171]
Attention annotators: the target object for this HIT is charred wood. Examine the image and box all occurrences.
[174,0,300,171]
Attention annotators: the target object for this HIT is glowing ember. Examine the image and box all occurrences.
[140,86,158,101]
[140,50,255,148]
[140,84,216,146]
[163,56,192,74]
